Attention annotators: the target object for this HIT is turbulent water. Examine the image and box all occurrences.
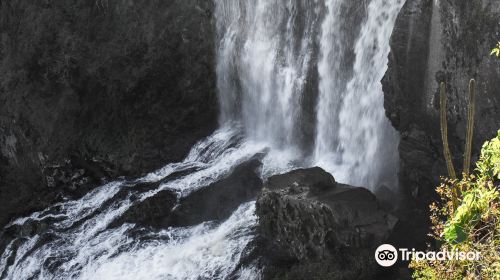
[0,1,404,279]
[0,127,272,280]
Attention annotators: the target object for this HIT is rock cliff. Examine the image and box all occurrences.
[0,0,218,227]
[383,0,500,209]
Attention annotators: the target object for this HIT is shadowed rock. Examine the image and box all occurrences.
[111,189,177,229]
[170,158,263,227]
[383,0,500,222]
[256,167,397,279]
[0,0,218,228]
[112,158,263,229]
[382,0,500,254]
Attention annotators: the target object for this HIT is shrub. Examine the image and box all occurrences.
[410,131,500,280]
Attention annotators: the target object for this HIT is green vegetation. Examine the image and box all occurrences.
[410,131,500,280]
[491,42,500,56]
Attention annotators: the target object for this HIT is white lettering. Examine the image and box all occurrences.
[375,244,481,266]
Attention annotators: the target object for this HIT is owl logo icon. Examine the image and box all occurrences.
[375,244,398,267]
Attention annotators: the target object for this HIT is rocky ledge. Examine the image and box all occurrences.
[255,167,400,279]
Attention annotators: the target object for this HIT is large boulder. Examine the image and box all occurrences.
[0,0,218,227]
[255,167,398,279]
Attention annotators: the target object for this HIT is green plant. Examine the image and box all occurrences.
[410,131,500,280]
[476,131,500,180]
[491,42,500,56]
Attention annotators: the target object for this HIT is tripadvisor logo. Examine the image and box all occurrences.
[375,244,398,267]
[374,244,481,267]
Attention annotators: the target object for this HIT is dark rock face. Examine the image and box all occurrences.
[0,0,218,227]
[383,0,500,210]
[256,167,397,279]
[170,159,263,227]
[112,159,263,229]
[113,189,177,229]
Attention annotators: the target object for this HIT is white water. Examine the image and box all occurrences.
[0,127,271,280]
[0,0,405,279]
[216,0,320,152]
[314,0,346,165]
[314,0,404,189]
[217,0,404,190]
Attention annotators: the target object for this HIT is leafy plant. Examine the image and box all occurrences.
[476,132,500,180]
[443,183,497,244]
[411,131,500,280]
[491,42,500,56]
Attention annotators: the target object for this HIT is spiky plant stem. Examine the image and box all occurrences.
[440,82,457,180]
[463,79,476,175]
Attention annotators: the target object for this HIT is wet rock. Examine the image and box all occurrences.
[112,158,263,229]
[256,167,397,279]
[264,167,336,195]
[169,158,263,227]
[113,189,177,229]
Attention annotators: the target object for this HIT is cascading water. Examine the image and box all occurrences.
[0,127,268,280]
[314,0,404,189]
[0,1,404,279]
[216,0,320,152]
[334,0,404,189]
[314,0,353,176]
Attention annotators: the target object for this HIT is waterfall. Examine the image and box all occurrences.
[217,0,404,189]
[314,0,404,189]
[0,1,405,279]
[314,0,352,176]
[215,0,320,152]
